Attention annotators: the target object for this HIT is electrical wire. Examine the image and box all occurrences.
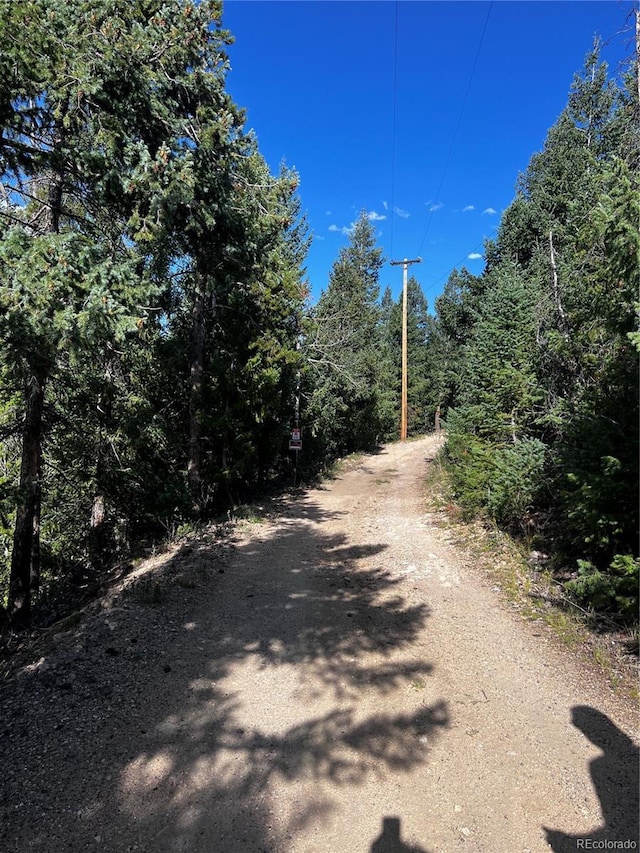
[423,238,487,302]
[416,2,493,258]
[388,0,399,260]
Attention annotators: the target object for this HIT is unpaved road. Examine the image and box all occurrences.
[1,436,638,853]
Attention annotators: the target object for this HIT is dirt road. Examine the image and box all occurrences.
[1,436,638,853]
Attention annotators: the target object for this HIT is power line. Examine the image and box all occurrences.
[423,238,487,303]
[389,0,399,259]
[416,2,493,257]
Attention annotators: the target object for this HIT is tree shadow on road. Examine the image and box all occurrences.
[1,493,448,852]
[544,705,639,851]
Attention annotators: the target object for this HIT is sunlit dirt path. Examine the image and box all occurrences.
[1,436,638,853]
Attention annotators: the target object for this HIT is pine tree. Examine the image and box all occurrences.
[434,33,639,611]
[305,213,386,460]
[0,0,240,623]
[430,267,485,416]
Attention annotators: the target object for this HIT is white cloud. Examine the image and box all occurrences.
[393,206,410,218]
[325,210,332,216]
[367,210,386,221]
[329,223,354,236]
[383,200,388,210]
[468,252,483,260]
[483,207,497,215]
[427,202,444,213]
[463,205,475,212]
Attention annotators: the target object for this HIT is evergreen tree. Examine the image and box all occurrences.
[445,264,545,528]
[0,0,309,622]
[434,35,639,614]
[190,153,308,506]
[305,213,387,461]
[0,0,183,622]
[430,267,486,416]
[549,158,639,568]
[567,40,617,158]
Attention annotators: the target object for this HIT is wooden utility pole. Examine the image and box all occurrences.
[390,257,422,440]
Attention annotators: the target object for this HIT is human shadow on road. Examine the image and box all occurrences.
[370,816,431,853]
[0,493,448,853]
[544,705,639,851]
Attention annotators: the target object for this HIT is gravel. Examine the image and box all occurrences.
[1,436,637,853]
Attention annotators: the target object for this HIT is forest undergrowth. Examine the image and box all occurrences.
[424,447,639,703]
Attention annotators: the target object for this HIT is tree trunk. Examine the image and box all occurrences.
[187,275,207,517]
[9,372,46,628]
[89,493,106,570]
[89,361,112,571]
[9,123,64,626]
[29,440,42,597]
[549,230,569,340]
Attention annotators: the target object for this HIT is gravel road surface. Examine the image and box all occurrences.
[1,436,638,853]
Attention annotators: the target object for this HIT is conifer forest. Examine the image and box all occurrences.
[0,0,638,631]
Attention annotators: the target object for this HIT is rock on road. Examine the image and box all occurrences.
[1,436,638,853]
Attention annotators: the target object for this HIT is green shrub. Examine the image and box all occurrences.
[565,555,639,620]
[446,428,546,533]
[445,430,494,516]
[486,438,546,532]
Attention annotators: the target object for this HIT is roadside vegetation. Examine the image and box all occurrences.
[430,42,639,629]
[424,451,639,701]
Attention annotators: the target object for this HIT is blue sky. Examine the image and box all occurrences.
[222,0,636,308]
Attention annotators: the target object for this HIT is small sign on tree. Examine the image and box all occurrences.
[289,427,302,450]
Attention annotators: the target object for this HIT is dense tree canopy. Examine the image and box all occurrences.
[0,0,308,626]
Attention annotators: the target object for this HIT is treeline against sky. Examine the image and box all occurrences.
[435,39,639,621]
